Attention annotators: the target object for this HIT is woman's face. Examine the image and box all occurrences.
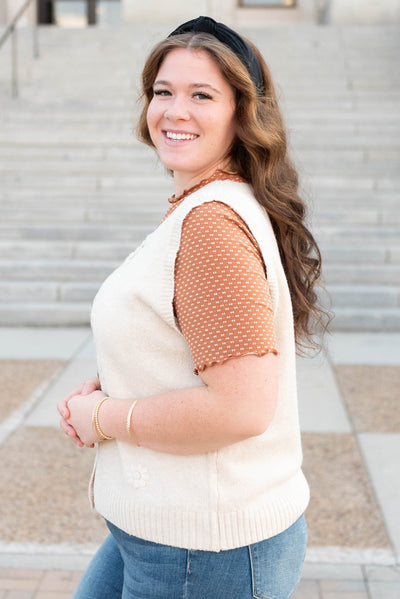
[146,47,236,192]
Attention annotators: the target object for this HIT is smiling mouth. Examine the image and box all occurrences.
[164,131,199,141]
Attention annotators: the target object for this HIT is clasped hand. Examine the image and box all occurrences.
[58,377,106,448]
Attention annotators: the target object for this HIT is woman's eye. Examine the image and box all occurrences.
[153,89,171,96]
[194,92,212,100]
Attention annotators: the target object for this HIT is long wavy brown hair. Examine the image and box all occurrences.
[137,32,331,351]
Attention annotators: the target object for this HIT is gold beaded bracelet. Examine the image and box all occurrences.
[92,396,113,442]
[126,399,140,446]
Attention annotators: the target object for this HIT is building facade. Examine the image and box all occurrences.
[122,0,400,25]
[1,0,400,26]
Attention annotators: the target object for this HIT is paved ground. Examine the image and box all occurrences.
[0,327,399,597]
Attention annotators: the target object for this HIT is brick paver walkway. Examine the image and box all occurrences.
[0,328,399,597]
[1,564,400,598]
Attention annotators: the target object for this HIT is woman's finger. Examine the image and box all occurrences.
[60,419,94,449]
[57,384,85,419]
[59,417,84,446]
[81,377,101,395]
[60,416,78,437]
[57,377,99,419]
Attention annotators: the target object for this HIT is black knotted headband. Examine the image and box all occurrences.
[168,16,264,95]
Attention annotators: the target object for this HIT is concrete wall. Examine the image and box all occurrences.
[234,0,321,26]
[329,0,400,24]
[122,0,209,24]
[3,0,399,27]
[121,0,400,25]
[121,0,319,25]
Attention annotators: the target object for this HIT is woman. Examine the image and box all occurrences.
[59,16,328,599]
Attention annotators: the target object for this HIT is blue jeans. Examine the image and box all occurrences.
[73,515,307,599]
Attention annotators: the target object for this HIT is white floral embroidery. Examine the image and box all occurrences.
[126,464,150,489]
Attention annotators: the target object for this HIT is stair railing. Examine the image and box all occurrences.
[0,0,39,97]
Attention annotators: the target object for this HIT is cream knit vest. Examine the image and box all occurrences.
[90,180,309,551]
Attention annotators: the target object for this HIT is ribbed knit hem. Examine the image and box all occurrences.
[94,471,310,552]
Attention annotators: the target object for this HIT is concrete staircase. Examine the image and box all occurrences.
[0,23,399,328]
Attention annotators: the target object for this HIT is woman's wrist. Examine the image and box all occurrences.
[96,396,141,446]
[92,396,113,442]
[126,399,140,446]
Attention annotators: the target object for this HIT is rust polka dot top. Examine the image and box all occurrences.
[162,170,278,374]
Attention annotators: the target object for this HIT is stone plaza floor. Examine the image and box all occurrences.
[0,327,399,598]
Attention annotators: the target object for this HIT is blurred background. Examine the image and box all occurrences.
[1,0,399,329]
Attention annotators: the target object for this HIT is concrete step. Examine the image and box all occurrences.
[2,303,400,330]
[297,149,400,168]
[0,302,91,326]
[315,227,400,244]
[4,195,397,212]
[0,207,164,226]
[5,55,397,78]
[3,110,400,124]
[0,183,394,203]
[0,241,136,260]
[0,224,152,241]
[0,260,118,282]
[2,159,398,179]
[332,307,400,331]
[1,281,398,314]
[1,221,399,243]
[1,198,397,223]
[1,261,399,285]
[310,177,400,193]
[3,114,400,135]
[0,186,170,202]
[0,153,153,169]
[2,280,398,309]
[313,209,394,226]
[309,194,399,208]
[2,129,399,148]
[323,264,400,285]
[320,246,395,264]
[0,173,169,189]
[0,281,99,303]
[326,285,400,308]
[1,172,398,192]
[3,94,399,113]
[2,222,399,243]
[2,241,399,265]
[1,208,398,227]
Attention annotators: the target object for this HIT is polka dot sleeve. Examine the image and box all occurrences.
[173,201,278,374]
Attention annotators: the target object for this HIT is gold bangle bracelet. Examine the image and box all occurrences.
[126,399,139,446]
[92,396,113,442]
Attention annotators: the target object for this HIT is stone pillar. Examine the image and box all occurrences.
[37,0,55,24]
[329,0,400,24]
[87,0,97,24]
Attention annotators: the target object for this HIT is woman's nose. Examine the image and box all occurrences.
[164,96,190,120]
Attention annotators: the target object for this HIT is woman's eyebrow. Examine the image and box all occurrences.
[153,80,221,94]
[190,83,221,94]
